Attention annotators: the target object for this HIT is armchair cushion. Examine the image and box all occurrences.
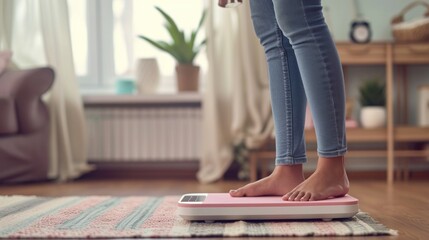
[0,67,54,134]
[0,97,18,135]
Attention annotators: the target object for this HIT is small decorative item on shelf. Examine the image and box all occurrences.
[418,85,429,126]
[350,20,371,43]
[135,58,160,94]
[359,79,386,128]
[349,0,371,43]
[391,1,429,43]
[346,98,354,120]
[115,77,136,95]
[345,99,358,128]
[138,7,206,92]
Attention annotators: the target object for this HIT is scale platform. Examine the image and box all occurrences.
[178,193,359,221]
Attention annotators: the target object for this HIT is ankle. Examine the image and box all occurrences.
[272,164,304,179]
[316,156,345,173]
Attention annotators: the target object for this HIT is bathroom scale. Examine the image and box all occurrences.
[178,193,358,221]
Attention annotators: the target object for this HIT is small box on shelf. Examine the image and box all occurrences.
[418,85,429,127]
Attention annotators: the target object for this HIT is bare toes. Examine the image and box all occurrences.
[295,191,305,201]
[300,192,311,201]
[288,191,301,201]
[283,193,291,200]
[283,189,295,200]
[229,188,244,197]
[230,183,262,197]
[309,193,321,201]
[282,194,289,201]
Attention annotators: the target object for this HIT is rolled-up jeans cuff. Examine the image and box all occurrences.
[318,147,347,158]
[275,156,307,165]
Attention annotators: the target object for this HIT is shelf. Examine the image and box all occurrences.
[252,150,428,160]
[394,150,429,158]
[304,127,387,142]
[336,42,387,65]
[305,126,429,143]
[395,126,429,142]
[336,42,429,65]
[249,150,388,160]
[393,44,429,64]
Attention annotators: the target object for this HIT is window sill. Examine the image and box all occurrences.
[82,92,202,105]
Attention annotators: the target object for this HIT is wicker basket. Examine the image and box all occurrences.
[391,1,429,43]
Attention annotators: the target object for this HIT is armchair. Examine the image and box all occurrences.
[0,67,54,183]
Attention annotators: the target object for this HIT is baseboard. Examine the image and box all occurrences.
[81,161,429,181]
[82,161,199,180]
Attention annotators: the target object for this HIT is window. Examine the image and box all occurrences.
[68,0,207,93]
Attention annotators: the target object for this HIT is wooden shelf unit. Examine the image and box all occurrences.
[248,42,429,183]
[338,42,429,183]
[334,42,395,183]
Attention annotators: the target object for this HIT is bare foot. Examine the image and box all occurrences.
[283,156,349,201]
[229,165,305,197]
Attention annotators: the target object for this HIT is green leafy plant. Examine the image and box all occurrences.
[359,79,386,106]
[138,7,206,65]
[233,141,250,180]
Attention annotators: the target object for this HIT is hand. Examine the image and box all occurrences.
[218,0,243,8]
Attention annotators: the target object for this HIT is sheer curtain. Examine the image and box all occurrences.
[0,0,13,51]
[198,1,274,183]
[0,0,93,181]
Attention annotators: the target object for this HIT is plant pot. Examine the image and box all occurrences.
[135,58,160,94]
[175,64,200,92]
[360,106,386,128]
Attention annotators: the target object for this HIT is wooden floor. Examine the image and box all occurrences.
[0,178,428,240]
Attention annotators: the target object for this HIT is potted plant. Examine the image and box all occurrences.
[138,7,206,92]
[359,79,386,128]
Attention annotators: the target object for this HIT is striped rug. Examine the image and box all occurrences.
[0,195,397,238]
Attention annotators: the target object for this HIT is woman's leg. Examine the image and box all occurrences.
[271,0,349,201]
[230,0,307,197]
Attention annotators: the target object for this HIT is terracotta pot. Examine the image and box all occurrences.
[175,64,200,92]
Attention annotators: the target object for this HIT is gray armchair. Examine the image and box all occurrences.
[0,67,54,183]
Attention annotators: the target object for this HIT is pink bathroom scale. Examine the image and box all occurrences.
[178,193,358,221]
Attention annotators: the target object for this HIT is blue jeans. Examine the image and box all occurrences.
[249,0,347,165]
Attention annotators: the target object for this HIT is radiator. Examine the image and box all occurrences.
[84,106,202,162]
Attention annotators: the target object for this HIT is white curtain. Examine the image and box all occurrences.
[198,1,274,183]
[0,0,13,51]
[0,0,93,181]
